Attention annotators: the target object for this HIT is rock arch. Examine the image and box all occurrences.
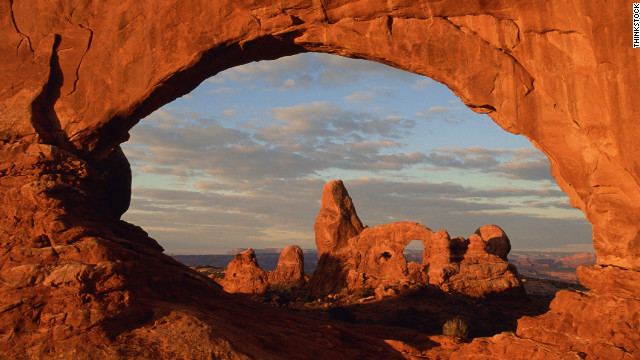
[1,1,638,358]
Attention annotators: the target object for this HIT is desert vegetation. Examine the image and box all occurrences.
[442,317,469,339]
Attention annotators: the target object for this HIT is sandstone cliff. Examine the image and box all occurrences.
[1,0,638,358]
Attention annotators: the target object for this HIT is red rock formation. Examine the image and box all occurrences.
[222,246,307,294]
[432,225,523,298]
[315,180,365,256]
[311,181,524,298]
[222,249,269,295]
[268,245,307,290]
[0,0,638,358]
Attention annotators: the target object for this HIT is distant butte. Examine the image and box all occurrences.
[1,1,638,358]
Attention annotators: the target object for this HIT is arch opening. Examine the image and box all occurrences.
[403,240,424,266]
[120,53,592,273]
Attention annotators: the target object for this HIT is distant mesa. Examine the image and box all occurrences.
[511,252,597,282]
[228,247,308,255]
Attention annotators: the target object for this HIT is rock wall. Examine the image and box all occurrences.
[1,0,639,358]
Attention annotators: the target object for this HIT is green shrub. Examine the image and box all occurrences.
[354,287,374,299]
[442,317,469,339]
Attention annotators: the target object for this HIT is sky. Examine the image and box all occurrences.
[120,52,593,255]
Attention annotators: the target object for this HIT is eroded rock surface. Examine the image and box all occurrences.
[222,249,269,295]
[222,246,308,295]
[1,0,638,358]
[315,180,365,256]
[268,245,307,290]
[311,181,524,298]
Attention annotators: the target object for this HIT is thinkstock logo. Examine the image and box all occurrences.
[634,3,640,48]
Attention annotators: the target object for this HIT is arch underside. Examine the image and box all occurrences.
[1,0,639,358]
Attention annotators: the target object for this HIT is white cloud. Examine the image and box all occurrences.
[124,105,427,186]
[206,77,226,84]
[427,106,448,113]
[345,91,375,104]
[209,87,235,94]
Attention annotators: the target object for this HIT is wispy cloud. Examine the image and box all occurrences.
[490,158,553,181]
[125,105,423,185]
[124,175,589,253]
[210,53,416,92]
[345,91,375,104]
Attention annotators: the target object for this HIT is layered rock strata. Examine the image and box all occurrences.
[311,181,524,298]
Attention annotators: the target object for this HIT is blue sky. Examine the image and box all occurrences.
[121,53,592,254]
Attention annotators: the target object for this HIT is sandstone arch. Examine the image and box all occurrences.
[1,0,638,358]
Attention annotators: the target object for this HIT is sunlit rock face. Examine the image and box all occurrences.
[222,249,269,295]
[0,0,638,358]
[268,245,307,290]
[311,181,524,298]
[221,246,307,294]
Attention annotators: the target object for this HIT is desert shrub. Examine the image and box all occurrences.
[442,316,469,339]
[354,287,374,299]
